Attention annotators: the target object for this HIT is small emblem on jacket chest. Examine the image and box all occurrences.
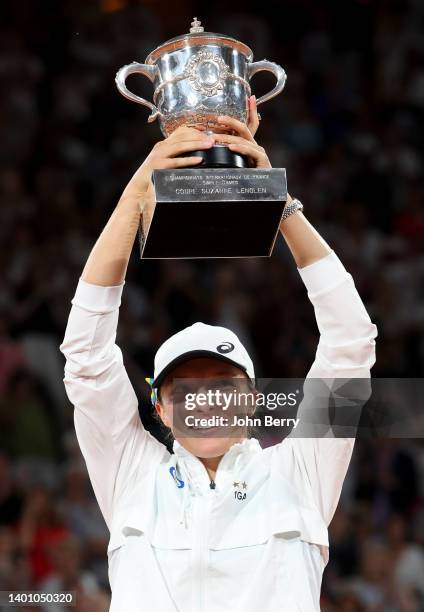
[233,481,247,500]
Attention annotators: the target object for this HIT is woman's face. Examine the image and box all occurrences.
[156,357,251,459]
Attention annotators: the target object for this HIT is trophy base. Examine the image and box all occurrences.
[181,144,248,168]
[139,168,287,259]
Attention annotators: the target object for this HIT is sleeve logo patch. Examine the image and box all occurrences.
[169,466,185,488]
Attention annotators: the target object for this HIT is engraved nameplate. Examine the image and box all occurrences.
[139,168,287,259]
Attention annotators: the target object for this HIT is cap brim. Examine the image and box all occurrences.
[153,350,249,389]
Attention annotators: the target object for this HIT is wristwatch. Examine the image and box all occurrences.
[280,198,303,223]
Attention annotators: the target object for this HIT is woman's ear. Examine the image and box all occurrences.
[155,401,172,429]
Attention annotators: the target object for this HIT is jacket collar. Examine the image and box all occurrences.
[119,437,263,533]
[172,437,261,494]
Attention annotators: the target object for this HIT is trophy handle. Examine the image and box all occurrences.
[247,61,287,106]
[115,62,161,123]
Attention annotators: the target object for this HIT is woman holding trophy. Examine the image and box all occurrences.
[60,20,377,612]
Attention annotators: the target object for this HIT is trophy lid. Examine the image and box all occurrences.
[145,17,253,64]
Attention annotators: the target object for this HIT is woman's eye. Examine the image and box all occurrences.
[173,387,191,399]
[220,384,236,393]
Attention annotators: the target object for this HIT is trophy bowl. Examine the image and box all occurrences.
[115,17,287,143]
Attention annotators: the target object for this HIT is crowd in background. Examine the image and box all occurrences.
[0,0,423,609]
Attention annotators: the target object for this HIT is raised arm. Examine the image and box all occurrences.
[81,127,215,286]
[277,209,378,526]
[280,205,377,379]
[60,128,216,529]
[207,103,377,528]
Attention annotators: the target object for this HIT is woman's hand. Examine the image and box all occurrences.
[126,127,216,195]
[212,95,271,168]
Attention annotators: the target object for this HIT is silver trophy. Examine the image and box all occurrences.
[115,18,288,258]
[116,17,286,156]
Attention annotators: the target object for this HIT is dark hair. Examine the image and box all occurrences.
[151,390,175,447]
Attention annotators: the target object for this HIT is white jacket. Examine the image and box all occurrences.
[59,250,377,612]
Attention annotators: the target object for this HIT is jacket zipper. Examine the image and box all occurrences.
[192,478,216,612]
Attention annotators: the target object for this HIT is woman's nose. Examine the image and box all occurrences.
[192,385,216,413]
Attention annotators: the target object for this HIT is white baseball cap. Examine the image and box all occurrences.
[152,322,255,389]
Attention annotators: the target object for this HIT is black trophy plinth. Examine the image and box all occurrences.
[138,164,287,260]
[181,144,248,169]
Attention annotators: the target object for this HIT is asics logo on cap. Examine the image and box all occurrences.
[216,342,235,354]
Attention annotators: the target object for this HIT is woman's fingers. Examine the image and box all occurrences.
[211,131,270,167]
[166,133,214,148]
[162,156,204,168]
[168,125,208,141]
[227,142,271,168]
[143,129,215,171]
[216,114,255,141]
[247,95,260,136]
[212,132,259,148]
[211,132,270,167]
[162,138,214,158]
[132,128,211,187]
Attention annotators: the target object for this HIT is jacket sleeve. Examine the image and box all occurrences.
[59,278,167,530]
[275,250,378,526]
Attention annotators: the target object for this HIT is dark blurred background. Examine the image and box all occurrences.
[0,0,423,610]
